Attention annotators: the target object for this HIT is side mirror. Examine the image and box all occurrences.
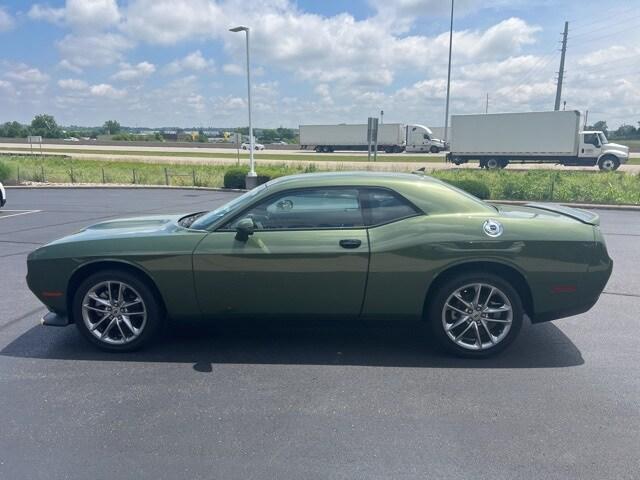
[235,217,255,242]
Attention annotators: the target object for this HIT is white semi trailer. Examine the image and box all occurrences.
[299,123,446,153]
[447,111,629,171]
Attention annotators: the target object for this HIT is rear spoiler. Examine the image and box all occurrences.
[525,203,600,226]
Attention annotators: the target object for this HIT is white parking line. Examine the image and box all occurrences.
[0,209,42,220]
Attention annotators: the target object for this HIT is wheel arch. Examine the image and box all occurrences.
[66,259,167,323]
[423,260,534,319]
[597,152,622,163]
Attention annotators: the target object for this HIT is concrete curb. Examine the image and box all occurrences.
[5,184,248,193]
[6,184,640,211]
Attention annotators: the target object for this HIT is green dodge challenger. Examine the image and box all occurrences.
[27,172,612,357]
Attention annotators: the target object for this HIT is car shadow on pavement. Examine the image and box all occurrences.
[1,317,584,370]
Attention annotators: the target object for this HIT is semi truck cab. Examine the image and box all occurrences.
[405,125,447,153]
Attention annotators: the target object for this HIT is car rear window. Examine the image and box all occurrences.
[361,188,421,226]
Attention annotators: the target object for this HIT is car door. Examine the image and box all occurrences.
[579,133,600,158]
[193,187,370,317]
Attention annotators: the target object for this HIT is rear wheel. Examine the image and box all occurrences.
[598,155,619,172]
[430,146,439,153]
[73,270,163,352]
[427,273,523,357]
[486,158,501,170]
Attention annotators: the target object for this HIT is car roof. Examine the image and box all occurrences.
[266,171,438,189]
[263,171,492,214]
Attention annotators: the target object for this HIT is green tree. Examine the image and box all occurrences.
[30,114,62,138]
[103,120,121,135]
[0,121,29,138]
[589,120,608,134]
[613,124,636,139]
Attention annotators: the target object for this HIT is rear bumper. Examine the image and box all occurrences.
[531,295,600,323]
[41,311,70,327]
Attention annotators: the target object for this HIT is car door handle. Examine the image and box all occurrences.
[339,239,362,249]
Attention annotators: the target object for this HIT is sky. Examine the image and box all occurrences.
[0,0,638,129]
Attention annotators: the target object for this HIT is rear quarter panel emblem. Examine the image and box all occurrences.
[483,219,503,237]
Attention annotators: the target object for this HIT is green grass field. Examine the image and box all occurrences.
[1,155,639,205]
[0,146,443,163]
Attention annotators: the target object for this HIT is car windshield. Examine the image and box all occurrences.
[190,184,267,230]
[598,132,608,144]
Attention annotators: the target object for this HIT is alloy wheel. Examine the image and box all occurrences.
[81,280,147,345]
[441,283,513,351]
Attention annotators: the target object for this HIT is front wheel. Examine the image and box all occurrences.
[430,146,439,153]
[427,273,523,357]
[73,270,163,352]
[598,156,620,172]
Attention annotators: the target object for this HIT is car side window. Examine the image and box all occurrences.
[362,188,421,226]
[226,188,364,230]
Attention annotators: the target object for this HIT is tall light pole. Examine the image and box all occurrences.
[443,0,454,144]
[229,25,257,186]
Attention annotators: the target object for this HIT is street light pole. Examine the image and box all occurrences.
[443,0,454,144]
[230,25,257,186]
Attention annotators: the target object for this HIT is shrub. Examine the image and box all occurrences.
[442,178,491,199]
[223,167,249,188]
[0,161,10,182]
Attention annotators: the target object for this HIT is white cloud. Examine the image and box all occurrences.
[89,83,126,99]
[57,33,132,69]
[58,78,89,90]
[166,51,214,74]
[111,61,156,81]
[58,59,84,74]
[222,63,244,76]
[4,64,49,84]
[0,62,50,100]
[123,0,225,45]
[29,0,120,30]
[28,4,66,24]
[0,7,15,32]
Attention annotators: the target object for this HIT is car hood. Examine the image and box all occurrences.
[47,214,186,246]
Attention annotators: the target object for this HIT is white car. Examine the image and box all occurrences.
[63,137,80,142]
[0,182,6,208]
[241,142,265,151]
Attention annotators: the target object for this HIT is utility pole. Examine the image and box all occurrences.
[443,0,454,143]
[380,110,384,124]
[485,93,489,114]
[554,21,568,111]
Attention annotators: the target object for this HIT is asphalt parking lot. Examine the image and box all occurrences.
[1,187,639,480]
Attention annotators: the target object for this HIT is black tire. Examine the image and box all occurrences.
[486,158,500,170]
[314,146,322,153]
[430,146,439,153]
[598,155,620,171]
[384,146,393,154]
[73,269,164,352]
[426,272,524,358]
[393,146,403,153]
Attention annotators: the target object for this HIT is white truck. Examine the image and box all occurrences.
[299,123,446,153]
[447,111,629,171]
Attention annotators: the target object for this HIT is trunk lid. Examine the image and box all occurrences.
[523,203,600,225]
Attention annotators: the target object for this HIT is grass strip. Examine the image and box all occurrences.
[1,156,639,205]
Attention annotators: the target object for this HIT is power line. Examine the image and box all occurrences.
[569,12,640,38]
